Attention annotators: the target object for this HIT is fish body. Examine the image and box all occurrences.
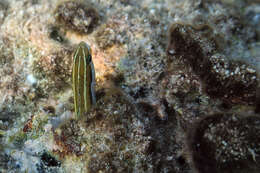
[72,41,96,118]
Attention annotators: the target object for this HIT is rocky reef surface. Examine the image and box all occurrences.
[0,0,260,172]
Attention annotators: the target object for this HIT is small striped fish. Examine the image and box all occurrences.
[72,41,96,118]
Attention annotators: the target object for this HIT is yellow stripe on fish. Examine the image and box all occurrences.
[72,41,96,118]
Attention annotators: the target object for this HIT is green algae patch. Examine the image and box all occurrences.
[8,131,27,148]
[7,112,49,148]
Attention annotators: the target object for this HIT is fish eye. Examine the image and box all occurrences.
[86,54,92,63]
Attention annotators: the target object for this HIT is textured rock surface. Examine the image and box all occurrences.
[188,113,260,173]
[0,0,259,173]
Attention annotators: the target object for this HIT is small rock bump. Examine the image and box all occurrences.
[26,74,37,87]
[49,26,65,43]
[40,152,60,167]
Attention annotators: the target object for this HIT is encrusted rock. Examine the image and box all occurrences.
[55,1,100,34]
[32,47,73,92]
[54,119,84,156]
[167,23,258,105]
